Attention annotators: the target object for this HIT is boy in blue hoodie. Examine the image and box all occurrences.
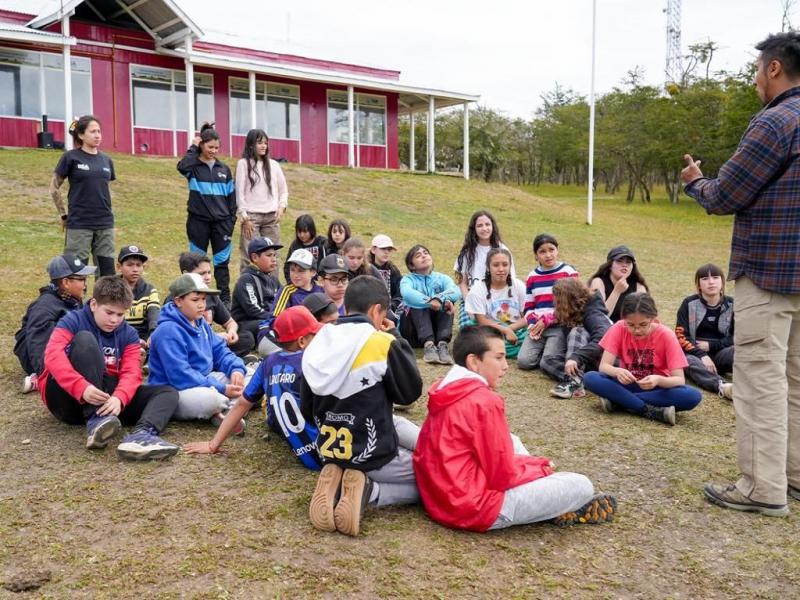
[148,273,247,433]
[399,244,461,365]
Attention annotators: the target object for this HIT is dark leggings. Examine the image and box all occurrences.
[408,308,453,345]
[584,372,702,413]
[44,331,177,433]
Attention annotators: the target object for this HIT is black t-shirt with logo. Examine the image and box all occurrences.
[696,304,723,341]
[55,149,116,229]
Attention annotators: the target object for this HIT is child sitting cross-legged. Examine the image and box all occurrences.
[185,306,323,468]
[413,325,617,532]
[40,276,179,460]
[302,275,423,536]
[148,273,247,434]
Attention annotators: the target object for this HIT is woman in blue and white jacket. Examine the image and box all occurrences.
[400,244,461,365]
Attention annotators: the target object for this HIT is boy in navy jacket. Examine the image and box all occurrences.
[40,276,179,460]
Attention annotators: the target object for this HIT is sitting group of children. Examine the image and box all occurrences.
[14,207,736,536]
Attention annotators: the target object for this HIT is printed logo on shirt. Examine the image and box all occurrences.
[217,172,226,179]
[76,163,90,171]
[325,411,355,426]
[627,348,655,380]
[102,167,111,173]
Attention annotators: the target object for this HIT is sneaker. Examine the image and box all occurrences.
[598,396,616,413]
[116,426,179,461]
[788,485,800,502]
[550,378,585,399]
[423,343,438,364]
[642,404,676,426]
[719,382,733,401]
[22,373,38,394]
[704,483,789,517]
[243,353,260,367]
[334,468,373,536]
[552,493,617,526]
[86,414,121,449]
[437,341,454,365]
[211,411,246,437]
[309,463,344,532]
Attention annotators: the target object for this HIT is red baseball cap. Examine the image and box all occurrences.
[273,306,323,342]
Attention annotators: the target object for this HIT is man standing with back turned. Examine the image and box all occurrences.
[681,32,800,517]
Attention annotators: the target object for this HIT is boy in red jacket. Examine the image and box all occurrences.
[413,325,616,531]
[41,276,179,460]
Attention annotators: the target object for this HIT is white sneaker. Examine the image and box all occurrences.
[22,374,38,394]
[719,382,733,401]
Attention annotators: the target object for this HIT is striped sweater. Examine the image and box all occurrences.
[522,262,579,326]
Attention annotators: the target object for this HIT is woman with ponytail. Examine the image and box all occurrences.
[235,129,289,272]
[177,122,237,304]
[50,115,117,276]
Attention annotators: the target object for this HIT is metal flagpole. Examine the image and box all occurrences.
[587,0,597,225]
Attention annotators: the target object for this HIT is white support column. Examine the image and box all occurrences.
[427,96,435,173]
[347,85,355,168]
[249,71,257,129]
[62,14,72,148]
[409,111,415,171]
[463,102,470,180]
[185,37,195,146]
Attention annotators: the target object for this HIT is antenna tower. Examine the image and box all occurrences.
[664,0,682,86]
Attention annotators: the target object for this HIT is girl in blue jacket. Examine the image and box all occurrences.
[400,244,461,365]
[148,274,246,432]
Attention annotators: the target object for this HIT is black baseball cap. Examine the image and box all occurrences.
[607,245,636,262]
[248,237,283,255]
[118,245,148,263]
[302,293,336,319]
[318,253,348,275]
[47,254,96,280]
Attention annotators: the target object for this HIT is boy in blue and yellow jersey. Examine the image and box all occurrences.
[302,275,423,537]
[117,245,160,350]
[185,305,323,468]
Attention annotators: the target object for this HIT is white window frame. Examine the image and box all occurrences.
[228,76,300,141]
[326,89,387,167]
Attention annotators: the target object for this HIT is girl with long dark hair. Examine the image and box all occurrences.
[235,128,289,271]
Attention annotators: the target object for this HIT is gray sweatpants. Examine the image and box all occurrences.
[517,327,566,370]
[489,435,594,529]
[174,372,234,420]
[366,415,421,507]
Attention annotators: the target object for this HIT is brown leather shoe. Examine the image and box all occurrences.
[704,483,789,517]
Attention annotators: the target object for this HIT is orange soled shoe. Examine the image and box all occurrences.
[309,463,344,532]
[333,469,373,537]
[552,493,618,526]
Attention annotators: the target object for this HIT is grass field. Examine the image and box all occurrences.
[1,148,798,599]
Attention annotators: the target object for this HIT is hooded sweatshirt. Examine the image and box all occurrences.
[300,314,422,472]
[147,301,245,393]
[413,365,554,532]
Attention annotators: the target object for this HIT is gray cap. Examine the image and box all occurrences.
[318,253,348,275]
[606,245,636,262]
[47,254,96,280]
[169,273,220,298]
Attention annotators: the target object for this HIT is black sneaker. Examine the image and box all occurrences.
[552,493,617,526]
[642,404,676,426]
[116,426,179,461]
[550,377,585,399]
[334,469,373,536]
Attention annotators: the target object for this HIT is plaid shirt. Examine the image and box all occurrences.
[685,86,800,294]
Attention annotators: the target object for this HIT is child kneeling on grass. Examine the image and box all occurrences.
[40,276,179,460]
[303,276,423,536]
[584,293,702,426]
[185,305,323,468]
[148,273,247,434]
[413,325,616,531]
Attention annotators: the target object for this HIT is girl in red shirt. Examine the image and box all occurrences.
[584,293,702,425]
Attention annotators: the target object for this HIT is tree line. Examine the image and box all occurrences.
[400,50,761,203]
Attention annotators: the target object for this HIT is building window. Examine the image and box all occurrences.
[131,65,213,131]
[0,49,91,120]
[327,91,386,146]
[228,78,299,139]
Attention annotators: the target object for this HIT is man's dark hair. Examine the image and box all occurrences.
[179,251,211,273]
[453,325,504,367]
[93,275,133,308]
[756,32,800,79]
[344,275,389,314]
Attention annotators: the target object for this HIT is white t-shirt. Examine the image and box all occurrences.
[453,243,516,290]
[465,278,527,323]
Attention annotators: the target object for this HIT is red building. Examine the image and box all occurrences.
[0,0,478,175]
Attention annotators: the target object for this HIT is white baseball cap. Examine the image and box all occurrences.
[288,248,316,270]
[371,234,396,250]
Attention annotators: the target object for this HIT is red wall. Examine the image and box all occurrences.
[0,20,401,169]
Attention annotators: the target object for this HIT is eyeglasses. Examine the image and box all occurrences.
[324,276,348,286]
[67,276,88,281]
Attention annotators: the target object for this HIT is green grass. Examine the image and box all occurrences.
[0,148,797,599]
